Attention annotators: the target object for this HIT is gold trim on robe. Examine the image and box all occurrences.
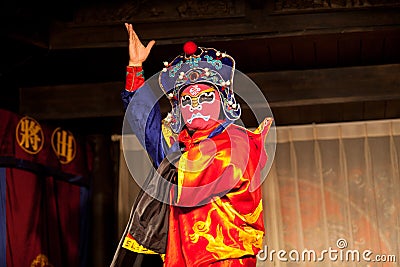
[122,235,165,261]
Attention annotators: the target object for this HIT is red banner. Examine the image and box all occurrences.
[0,109,91,267]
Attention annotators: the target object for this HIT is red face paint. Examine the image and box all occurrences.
[180,84,221,130]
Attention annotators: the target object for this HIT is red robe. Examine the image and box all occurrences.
[164,118,272,267]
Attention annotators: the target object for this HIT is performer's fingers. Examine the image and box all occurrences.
[130,26,140,42]
[124,23,135,42]
[125,23,132,38]
[146,40,156,53]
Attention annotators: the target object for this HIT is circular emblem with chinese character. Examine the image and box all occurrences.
[30,253,53,267]
[51,127,76,164]
[15,116,44,154]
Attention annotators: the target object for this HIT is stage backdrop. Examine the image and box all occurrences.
[0,109,91,267]
[262,119,400,267]
[114,118,400,267]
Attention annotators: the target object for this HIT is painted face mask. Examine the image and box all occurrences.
[180,83,221,130]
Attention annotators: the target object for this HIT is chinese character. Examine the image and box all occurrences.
[16,116,44,154]
[51,128,76,164]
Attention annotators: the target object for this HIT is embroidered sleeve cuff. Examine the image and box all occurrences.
[125,66,145,92]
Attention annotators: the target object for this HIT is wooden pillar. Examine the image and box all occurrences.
[88,134,116,267]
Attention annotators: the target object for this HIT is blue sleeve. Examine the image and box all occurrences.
[121,85,166,168]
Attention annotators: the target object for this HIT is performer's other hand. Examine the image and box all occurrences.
[125,23,155,66]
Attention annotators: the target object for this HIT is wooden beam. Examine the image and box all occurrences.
[19,82,125,119]
[49,8,400,49]
[19,64,400,120]
[247,63,400,107]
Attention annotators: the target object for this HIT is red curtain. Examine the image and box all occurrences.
[6,169,82,267]
[0,109,91,267]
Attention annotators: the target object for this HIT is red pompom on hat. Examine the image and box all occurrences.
[183,41,197,56]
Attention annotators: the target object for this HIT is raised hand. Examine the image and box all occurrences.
[125,23,156,66]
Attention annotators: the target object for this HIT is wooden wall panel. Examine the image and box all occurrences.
[19,64,400,126]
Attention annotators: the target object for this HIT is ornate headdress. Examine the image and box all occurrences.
[159,41,241,133]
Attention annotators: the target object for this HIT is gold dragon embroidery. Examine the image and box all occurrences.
[189,198,264,259]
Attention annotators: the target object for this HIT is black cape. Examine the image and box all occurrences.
[110,152,180,267]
